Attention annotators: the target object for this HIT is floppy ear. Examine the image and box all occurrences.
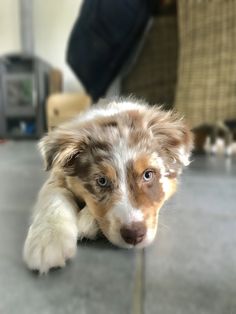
[38,127,87,172]
[146,107,193,176]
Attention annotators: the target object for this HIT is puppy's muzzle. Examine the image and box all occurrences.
[120,222,147,245]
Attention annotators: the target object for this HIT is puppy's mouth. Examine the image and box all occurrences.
[100,224,157,249]
[106,235,155,249]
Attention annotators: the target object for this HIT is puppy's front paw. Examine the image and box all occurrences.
[23,221,78,274]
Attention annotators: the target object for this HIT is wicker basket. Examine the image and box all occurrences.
[175,0,236,128]
[122,15,178,109]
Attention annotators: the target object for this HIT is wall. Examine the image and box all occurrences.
[0,0,21,55]
[0,0,83,92]
[33,0,83,92]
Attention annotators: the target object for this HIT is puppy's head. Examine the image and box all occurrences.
[39,101,193,248]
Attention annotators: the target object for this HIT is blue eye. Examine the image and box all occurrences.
[143,170,154,182]
[97,176,109,187]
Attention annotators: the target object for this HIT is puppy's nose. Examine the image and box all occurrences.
[120,222,146,245]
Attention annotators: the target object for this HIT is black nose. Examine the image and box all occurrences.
[120,222,146,245]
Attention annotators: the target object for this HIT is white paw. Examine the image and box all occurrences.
[23,220,78,274]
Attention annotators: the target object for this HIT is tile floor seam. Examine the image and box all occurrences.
[131,249,145,314]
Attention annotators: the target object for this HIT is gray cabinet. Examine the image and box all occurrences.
[0,54,51,138]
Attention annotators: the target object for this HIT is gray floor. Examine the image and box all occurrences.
[0,141,235,314]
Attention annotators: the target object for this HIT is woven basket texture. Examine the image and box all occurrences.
[175,0,236,128]
[122,16,178,110]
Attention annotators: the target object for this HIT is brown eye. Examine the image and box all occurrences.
[143,170,154,182]
[97,176,109,187]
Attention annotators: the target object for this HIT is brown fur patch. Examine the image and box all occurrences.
[132,155,155,176]
[66,167,120,218]
[126,110,144,129]
[66,174,121,238]
[126,159,165,216]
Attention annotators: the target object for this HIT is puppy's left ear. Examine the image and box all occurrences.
[146,107,194,176]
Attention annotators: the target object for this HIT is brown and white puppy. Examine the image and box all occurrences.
[23,99,193,273]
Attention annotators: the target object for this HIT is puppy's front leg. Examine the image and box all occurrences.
[23,177,79,274]
[77,206,99,240]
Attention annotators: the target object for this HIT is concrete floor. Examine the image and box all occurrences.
[0,141,235,314]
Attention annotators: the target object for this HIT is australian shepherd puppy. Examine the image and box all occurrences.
[23,98,193,274]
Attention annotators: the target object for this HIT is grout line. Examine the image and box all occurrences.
[131,249,145,314]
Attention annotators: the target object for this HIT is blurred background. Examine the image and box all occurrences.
[0,0,236,313]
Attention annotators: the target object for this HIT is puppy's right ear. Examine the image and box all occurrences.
[38,128,83,171]
[38,133,59,171]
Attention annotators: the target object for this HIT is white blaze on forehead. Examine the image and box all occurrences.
[106,139,144,225]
